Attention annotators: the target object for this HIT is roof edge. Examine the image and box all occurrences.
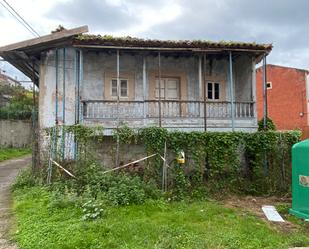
[256,64,309,74]
[72,34,272,52]
[0,25,88,52]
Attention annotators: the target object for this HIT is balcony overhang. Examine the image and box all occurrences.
[0,25,89,85]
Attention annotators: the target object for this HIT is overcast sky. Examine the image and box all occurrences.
[0,0,308,80]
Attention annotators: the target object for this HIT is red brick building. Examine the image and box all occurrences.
[256,64,309,130]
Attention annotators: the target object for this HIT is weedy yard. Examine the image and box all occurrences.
[11,172,309,249]
[10,127,309,249]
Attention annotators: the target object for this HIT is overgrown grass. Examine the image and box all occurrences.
[0,148,31,162]
[13,186,309,249]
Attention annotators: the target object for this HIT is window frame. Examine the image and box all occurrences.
[207,81,221,100]
[155,77,180,100]
[111,78,129,98]
[266,82,272,90]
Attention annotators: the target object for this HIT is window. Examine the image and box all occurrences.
[207,82,220,100]
[267,82,272,89]
[155,79,165,99]
[111,79,128,97]
[155,78,179,100]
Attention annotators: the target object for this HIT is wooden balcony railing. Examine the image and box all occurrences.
[82,100,255,120]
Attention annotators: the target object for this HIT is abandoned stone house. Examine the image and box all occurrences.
[0,26,272,137]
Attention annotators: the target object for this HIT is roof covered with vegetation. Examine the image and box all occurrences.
[73,34,273,52]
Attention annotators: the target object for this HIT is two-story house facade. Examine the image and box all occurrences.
[0,26,272,137]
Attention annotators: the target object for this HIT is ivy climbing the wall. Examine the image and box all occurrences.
[44,124,301,196]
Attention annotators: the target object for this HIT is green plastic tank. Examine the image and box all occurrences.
[290,139,309,219]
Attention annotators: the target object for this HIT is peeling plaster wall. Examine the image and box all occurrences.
[80,51,243,102]
[39,47,77,129]
[234,55,253,102]
[39,49,254,129]
[81,51,201,101]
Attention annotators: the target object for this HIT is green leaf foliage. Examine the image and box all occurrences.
[258,117,277,131]
[45,124,301,196]
[0,85,34,120]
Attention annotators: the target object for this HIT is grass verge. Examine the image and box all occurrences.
[0,148,31,162]
[12,186,309,249]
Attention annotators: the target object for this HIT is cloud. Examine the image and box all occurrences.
[46,0,172,32]
[46,0,141,31]
[138,0,309,69]
[1,0,309,74]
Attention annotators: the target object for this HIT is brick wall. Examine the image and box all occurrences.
[256,65,308,130]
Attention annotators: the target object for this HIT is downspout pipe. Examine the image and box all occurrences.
[262,54,268,175]
[262,55,268,129]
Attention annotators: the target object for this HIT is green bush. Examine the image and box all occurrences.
[48,161,162,206]
[96,173,161,206]
[258,117,276,131]
[105,175,146,206]
[0,85,34,120]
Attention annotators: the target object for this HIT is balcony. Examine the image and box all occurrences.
[81,100,255,132]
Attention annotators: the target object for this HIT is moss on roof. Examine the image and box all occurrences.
[73,34,272,52]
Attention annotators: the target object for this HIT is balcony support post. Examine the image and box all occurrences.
[116,49,120,126]
[251,56,257,120]
[55,49,59,126]
[203,53,207,131]
[79,50,84,123]
[229,51,235,131]
[158,52,162,127]
[61,48,66,159]
[116,49,120,167]
[63,48,66,126]
[143,55,147,123]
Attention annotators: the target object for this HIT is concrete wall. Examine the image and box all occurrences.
[0,120,31,148]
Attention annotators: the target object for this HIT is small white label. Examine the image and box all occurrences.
[299,175,309,187]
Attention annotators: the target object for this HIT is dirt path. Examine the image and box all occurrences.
[0,156,31,249]
[223,196,298,232]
